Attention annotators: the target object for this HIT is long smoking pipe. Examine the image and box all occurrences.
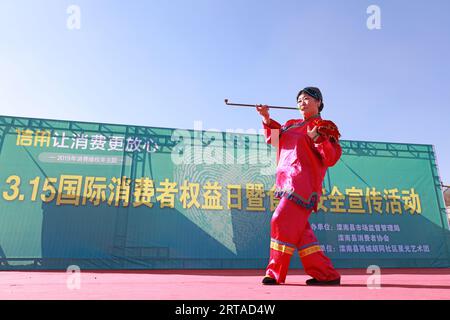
[224,99,298,110]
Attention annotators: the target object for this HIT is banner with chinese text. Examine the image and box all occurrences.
[0,115,449,270]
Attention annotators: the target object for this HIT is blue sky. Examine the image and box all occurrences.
[1,0,449,184]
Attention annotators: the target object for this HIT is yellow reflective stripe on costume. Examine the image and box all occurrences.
[270,241,295,255]
[298,245,322,258]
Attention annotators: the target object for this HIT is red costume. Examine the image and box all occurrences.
[263,114,341,284]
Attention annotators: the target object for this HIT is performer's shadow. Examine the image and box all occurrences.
[0,245,8,266]
[229,206,272,268]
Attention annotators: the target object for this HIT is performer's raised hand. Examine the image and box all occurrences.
[256,105,270,124]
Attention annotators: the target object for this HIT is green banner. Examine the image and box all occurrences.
[0,115,449,270]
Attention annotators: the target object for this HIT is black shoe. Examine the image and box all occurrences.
[306,277,341,286]
[262,276,278,285]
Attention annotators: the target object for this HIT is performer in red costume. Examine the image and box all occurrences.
[257,87,342,286]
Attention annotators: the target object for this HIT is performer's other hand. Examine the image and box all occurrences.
[307,125,320,141]
[256,105,270,124]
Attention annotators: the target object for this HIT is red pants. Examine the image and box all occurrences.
[265,197,340,284]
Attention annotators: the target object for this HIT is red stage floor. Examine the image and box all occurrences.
[1,268,450,300]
